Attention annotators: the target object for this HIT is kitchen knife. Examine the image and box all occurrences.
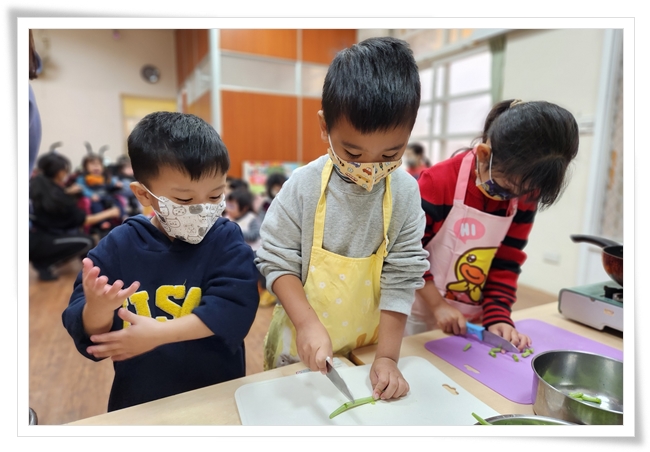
[465,323,520,353]
[325,358,354,402]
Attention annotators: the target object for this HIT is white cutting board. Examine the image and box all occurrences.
[235,356,499,425]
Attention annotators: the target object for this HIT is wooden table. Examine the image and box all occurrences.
[348,302,623,416]
[67,302,623,425]
[67,357,356,425]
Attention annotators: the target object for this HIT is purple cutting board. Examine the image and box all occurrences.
[424,319,623,404]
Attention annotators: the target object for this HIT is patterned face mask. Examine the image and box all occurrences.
[475,152,517,201]
[143,185,226,244]
[327,135,402,192]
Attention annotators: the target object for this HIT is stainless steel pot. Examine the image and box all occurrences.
[474,414,576,425]
[531,350,623,425]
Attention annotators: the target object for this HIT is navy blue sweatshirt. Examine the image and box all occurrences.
[62,215,260,412]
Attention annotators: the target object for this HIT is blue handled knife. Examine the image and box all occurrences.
[465,323,520,353]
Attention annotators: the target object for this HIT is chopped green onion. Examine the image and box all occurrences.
[581,395,602,404]
[472,412,493,425]
[329,396,376,419]
[513,354,519,362]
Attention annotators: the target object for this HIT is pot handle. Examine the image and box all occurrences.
[570,234,621,248]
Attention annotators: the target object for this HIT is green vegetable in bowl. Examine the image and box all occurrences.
[472,412,493,425]
[568,392,602,404]
[329,396,376,419]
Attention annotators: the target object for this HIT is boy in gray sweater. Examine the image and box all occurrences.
[255,37,429,401]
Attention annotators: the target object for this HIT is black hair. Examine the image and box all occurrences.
[30,153,75,214]
[81,154,104,173]
[265,172,287,197]
[36,152,71,179]
[226,187,254,214]
[227,177,249,192]
[407,143,425,157]
[127,111,230,186]
[321,36,421,133]
[478,99,579,210]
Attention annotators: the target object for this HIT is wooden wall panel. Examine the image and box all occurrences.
[301,98,327,164]
[175,29,210,88]
[220,29,297,60]
[302,29,357,65]
[196,29,209,62]
[175,29,190,88]
[221,90,298,178]
[186,90,212,125]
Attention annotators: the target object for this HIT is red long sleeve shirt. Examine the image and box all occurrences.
[418,150,537,327]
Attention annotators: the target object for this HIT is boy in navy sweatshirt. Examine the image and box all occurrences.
[62,112,260,412]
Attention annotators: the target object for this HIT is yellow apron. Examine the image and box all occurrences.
[263,159,392,370]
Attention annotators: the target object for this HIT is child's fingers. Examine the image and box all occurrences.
[104,279,125,297]
[118,281,140,299]
[81,259,100,284]
[87,341,122,359]
[92,275,109,293]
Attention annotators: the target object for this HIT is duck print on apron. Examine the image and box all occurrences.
[406,150,518,335]
[263,159,392,370]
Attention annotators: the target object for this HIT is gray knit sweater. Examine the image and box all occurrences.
[255,155,429,315]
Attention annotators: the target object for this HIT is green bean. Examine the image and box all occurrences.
[489,351,497,358]
[463,343,471,351]
[472,412,493,425]
[581,395,602,404]
[329,396,376,419]
[569,392,583,399]
[512,354,519,362]
[490,347,502,353]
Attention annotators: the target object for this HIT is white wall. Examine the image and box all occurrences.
[30,29,177,170]
[501,29,610,295]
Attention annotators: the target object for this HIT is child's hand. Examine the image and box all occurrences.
[87,308,162,361]
[487,322,532,351]
[432,302,467,335]
[64,183,82,195]
[295,321,332,374]
[369,357,409,400]
[82,257,140,315]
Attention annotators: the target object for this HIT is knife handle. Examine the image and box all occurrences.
[466,322,484,341]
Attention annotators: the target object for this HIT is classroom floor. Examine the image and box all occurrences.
[27,257,557,425]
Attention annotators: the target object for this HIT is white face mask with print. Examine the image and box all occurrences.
[143,185,226,244]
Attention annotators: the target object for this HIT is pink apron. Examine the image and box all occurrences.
[405,150,518,336]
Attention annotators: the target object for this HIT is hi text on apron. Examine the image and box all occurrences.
[406,150,518,336]
[263,159,392,370]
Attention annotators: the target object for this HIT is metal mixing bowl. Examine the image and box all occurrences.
[474,414,576,425]
[531,350,623,425]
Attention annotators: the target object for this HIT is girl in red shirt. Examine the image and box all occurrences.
[408,99,579,351]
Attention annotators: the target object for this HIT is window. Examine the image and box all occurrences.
[411,46,493,165]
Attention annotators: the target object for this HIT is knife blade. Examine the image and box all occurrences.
[465,323,520,353]
[325,358,354,402]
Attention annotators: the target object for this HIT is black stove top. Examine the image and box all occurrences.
[603,285,623,302]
